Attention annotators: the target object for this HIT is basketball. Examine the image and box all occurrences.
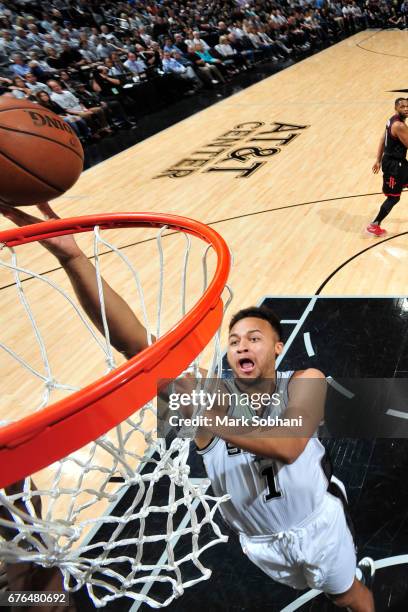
[0,97,83,206]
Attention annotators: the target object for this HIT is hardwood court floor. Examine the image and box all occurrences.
[1,30,408,586]
[3,30,408,305]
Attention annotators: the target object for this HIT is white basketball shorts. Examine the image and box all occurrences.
[239,490,356,595]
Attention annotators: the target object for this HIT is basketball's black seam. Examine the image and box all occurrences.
[0,124,84,162]
[0,148,64,195]
[0,106,39,114]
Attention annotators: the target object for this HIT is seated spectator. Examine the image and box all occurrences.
[0,30,19,55]
[161,50,201,92]
[388,7,405,28]
[42,33,61,52]
[96,36,121,60]
[100,24,122,47]
[65,2,95,28]
[14,28,34,53]
[0,76,26,98]
[44,46,63,71]
[89,27,101,48]
[50,22,63,44]
[229,21,246,39]
[287,23,311,54]
[262,26,292,57]
[135,43,161,74]
[227,33,256,64]
[24,72,52,96]
[89,67,138,128]
[138,26,153,47]
[27,50,57,79]
[192,31,210,51]
[214,35,247,69]
[35,90,93,141]
[217,21,231,36]
[59,30,80,49]
[10,54,31,78]
[0,0,373,136]
[185,30,197,52]
[245,25,278,61]
[270,10,287,27]
[8,75,29,99]
[163,36,180,54]
[193,43,230,78]
[258,26,290,58]
[186,47,225,85]
[47,78,111,134]
[173,33,189,54]
[152,16,169,40]
[0,76,13,95]
[79,39,99,64]
[109,52,128,75]
[117,13,132,31]
[103,57,121,77]
[27,24,45,49]
[58,41,86,69]
[63,21,82,42]
[124,51,147,78]
[58,70,80,93]
[173,50,198,70]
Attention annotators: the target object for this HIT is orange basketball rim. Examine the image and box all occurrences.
[0,212,231,488]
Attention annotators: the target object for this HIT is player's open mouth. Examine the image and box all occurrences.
[238,358,255,373]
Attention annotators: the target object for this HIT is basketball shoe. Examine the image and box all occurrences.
[366,223,386,237]
[356,557,376,591]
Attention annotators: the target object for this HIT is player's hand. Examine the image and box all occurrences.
[372,161,381,174]
[0,201,83,263]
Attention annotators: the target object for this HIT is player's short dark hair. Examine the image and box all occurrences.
[228,306,283,340]
[395,97,407,107]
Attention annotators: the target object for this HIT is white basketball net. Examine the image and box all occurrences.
[0,223,233,608]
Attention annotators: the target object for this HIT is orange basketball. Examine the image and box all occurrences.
[0,97,84,206]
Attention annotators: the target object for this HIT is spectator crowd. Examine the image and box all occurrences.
[0,0,399,143]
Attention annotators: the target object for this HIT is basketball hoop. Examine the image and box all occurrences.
[0,212,231,487]
[0,212,232,607]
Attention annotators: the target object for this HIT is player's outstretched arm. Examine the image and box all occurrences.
[0,202,151,359]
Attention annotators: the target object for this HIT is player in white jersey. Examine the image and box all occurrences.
[198,370,330,535]
[0,203,375,612]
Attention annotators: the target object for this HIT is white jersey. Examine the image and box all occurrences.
[197,371,329,535]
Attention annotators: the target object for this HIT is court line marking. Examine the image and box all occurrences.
[280,588,321,612]
[303,332,315,357]
[326,376,355,399]
[265,298,408,418]
[356,28,408,59]
[280,554,408,611]
[315,230,408,294]
[261,296,356,400]
[0,191,392,293]
[386,408,408,420]
[275,296,318,369]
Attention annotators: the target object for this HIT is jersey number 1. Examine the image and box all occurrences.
[261,465,282,501]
